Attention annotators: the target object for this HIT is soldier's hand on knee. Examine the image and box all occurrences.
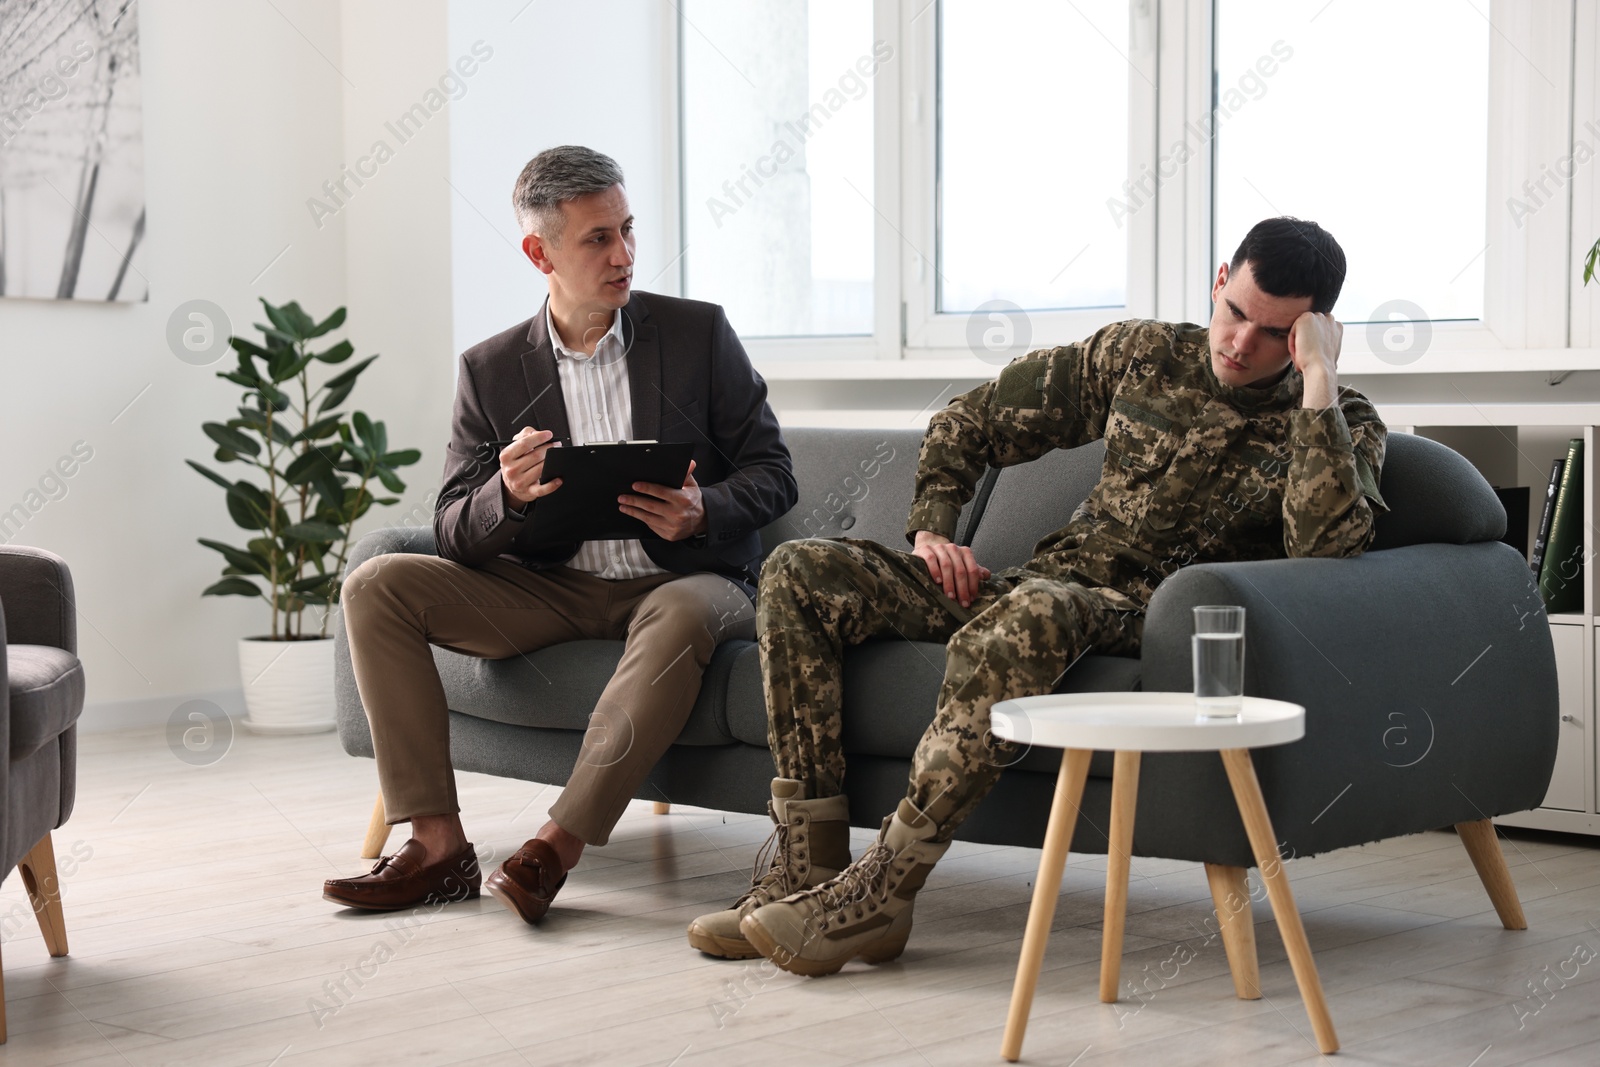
[913,531,991,608]
[500,428,563,508]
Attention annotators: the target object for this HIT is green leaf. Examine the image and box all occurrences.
[381,448,421,467]
[375,496,400,505]
[313,339,353,364]
[273,350,318,383]
[281,301,316,337]
[220,370,259,388]
[299,414,344,441]
[317,378,358,414]
[376,466,406,494]
[187,459,234,490]
[225,483,271,530]
[261,299,298,339]
[257,324,297,347]
[204,422,260,457]
[266,344,297,382]
[213,447,238,464]
[229,337,273,360]
[198,537,268,575]
[307,307,347,339]
[284,449,333,484]
[315,470,348,514]
[290,574,337,593]
[203,577,263,597]
[324,354,378,392]
[1585,237,1600,286]
[269,419,296,446]
[285,520,345,543]
[352,411,375,450]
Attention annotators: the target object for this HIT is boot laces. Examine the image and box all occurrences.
[808,840,895,914]
[734,821,794,910]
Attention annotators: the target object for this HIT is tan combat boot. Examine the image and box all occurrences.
[740,797,950,976]
[686,778,851,959]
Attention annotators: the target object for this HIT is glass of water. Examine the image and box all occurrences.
[1193,606,1246,719]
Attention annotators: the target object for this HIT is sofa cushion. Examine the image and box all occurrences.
[1371,431,1506,549]
[432,639,740,746]
[966,442,1107,570]
[7,644,85,760]
[761,427,985,555]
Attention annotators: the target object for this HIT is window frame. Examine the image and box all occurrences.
[671,0,1599,375]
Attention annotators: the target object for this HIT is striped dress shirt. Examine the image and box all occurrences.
[547,302,671,580]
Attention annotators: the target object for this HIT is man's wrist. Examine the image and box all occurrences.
[1300,367,1337,409]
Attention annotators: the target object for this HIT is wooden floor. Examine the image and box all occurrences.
[2,728,1598,1066]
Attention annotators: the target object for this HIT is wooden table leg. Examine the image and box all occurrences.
[1099,751,1141,1003]
[1205,863,1260,999]
[1001,748,1093,1063]
[1220,748,1339,1054]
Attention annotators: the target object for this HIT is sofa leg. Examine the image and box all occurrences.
[653,802,671,815]
[1,932,8,1043]
[1455,819,1527,930]
[362,794,393,860]
[1205,863,1260,999]
[18,832,68,957]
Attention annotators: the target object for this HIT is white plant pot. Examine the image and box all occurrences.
[238,636,337,734]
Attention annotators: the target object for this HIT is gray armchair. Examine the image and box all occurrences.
[0,546,83,1043]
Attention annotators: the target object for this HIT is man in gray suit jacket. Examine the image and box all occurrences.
[324,146,796,923]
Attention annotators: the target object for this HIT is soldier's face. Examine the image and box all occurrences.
[1207,261,1311,388]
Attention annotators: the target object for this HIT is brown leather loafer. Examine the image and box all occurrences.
[484,839,569,924]
[323,840,481,911]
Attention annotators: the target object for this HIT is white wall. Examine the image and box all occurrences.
[0,0,463,730]
[447,0,679,358]
[0,0,349,728]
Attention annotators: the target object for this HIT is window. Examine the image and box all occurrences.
[680,0,880,337]
[937,0,1131,314]
[1213,1,1490,325]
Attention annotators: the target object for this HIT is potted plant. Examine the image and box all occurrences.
[189,299,420,733]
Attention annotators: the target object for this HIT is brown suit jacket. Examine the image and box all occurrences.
[433,291,796,596]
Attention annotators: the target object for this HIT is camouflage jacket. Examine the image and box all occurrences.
[906,319,1389,609]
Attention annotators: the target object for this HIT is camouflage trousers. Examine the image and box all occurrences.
[758,538,1144,841]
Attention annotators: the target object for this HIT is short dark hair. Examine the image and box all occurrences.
[512,145,625,241]
[1228,217,1346,314]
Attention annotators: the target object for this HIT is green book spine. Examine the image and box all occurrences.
[1539,437,1585,614]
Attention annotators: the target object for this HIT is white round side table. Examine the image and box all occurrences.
[990,692,1338,1060]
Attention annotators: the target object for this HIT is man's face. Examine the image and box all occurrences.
[523,183,636,319]
[1207,260,1312,388]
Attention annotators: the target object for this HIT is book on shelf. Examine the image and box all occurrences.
[1493,486,1530,557]
[1529,458,1564,575]
[1538,438,1584,614]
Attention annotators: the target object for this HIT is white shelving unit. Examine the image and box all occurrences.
[1379,404,1599,836]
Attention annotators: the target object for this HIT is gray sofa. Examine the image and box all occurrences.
[335,427,1557,869]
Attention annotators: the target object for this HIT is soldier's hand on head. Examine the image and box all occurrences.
[501,427,563,508]
[1288,312,1343,379]
[913,530,991,609]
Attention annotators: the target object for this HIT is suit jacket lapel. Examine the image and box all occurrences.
[520,305,573,444]
[625,295,661,442]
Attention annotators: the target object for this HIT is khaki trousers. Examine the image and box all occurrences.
[341,553,755,846]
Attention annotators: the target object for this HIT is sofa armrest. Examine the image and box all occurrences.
[0,546,77,654]
[344,526,439,577]
[1139,541,1559,852]
[336,527,439,759]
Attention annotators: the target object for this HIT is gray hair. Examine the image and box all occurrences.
[512,145,625,241]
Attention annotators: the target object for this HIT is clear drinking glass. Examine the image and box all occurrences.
[1193,606,1246,719]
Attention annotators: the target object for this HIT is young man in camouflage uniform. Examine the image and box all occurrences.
[685,217,1389,974]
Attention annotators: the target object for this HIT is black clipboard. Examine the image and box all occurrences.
[524,441,696,543]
